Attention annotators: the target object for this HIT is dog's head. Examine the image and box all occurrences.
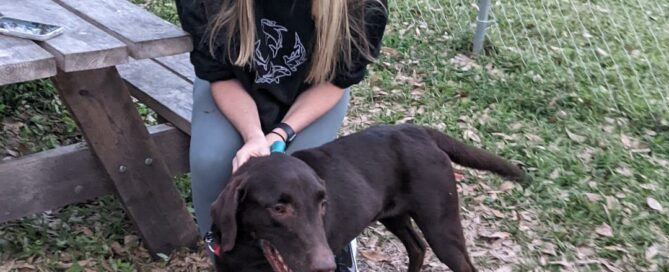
[210,154,336,272]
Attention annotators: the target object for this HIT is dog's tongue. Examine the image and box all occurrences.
[260,239,289,272]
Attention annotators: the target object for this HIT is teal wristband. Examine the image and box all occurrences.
[270,141,286,153]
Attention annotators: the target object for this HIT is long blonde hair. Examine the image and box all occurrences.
[207,0,384,84]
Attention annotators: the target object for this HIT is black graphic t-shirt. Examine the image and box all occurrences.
[176,0,388,132]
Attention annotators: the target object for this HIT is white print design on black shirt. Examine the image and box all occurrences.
[254,19,306,84]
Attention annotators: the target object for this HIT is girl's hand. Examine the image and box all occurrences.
[232,135,270,173]
[265,129,287,147]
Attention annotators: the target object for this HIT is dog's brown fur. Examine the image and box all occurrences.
[210,124,527,272]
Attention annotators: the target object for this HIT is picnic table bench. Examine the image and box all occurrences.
[0,0,200,256]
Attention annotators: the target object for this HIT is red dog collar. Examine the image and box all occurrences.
[204,231,221,256]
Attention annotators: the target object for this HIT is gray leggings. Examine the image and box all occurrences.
[189,78,357,269]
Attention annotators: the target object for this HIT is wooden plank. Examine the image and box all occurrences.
[0,36,56,85]
[55,0,192,59]
[154,53,195,83]
[0,124,190,224]
[52,66,198,255]
[119,58,193,135]
[0,0,128,72]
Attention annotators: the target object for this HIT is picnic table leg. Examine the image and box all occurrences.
[51,66,199,256]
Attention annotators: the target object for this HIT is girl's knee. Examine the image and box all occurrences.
[190,149,231,178]
[189,132,241,177]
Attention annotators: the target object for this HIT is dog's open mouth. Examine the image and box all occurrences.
[260,239,292,272]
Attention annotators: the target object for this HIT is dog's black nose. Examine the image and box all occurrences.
[310,245,336,272]
[310,259,336,272]
[310,264,336,272]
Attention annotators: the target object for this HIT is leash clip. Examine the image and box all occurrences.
[270,141,286,153]
[204,231,221,256]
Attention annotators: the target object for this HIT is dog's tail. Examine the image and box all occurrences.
[423,127,527,183]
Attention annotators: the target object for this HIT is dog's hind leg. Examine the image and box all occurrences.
[412,205,476,272]
[380,215,426,272]
[410,173,476,272]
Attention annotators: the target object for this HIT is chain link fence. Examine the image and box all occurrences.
[390,0,669,121]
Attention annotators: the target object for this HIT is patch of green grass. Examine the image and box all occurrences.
[355,0,669,269]
[0,81,158,157]
[0,80,79,154]
[130,0,180,25]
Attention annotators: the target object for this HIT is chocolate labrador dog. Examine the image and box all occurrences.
[209,124,526,272]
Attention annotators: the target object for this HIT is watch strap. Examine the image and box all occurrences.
[275,122,296,143]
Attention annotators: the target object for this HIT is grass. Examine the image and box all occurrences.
[2,0,669,271]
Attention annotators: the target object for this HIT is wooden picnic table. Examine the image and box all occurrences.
[0,0,199,255]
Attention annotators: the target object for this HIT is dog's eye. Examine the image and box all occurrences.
[316,191,326,201]
[272,204,287,214]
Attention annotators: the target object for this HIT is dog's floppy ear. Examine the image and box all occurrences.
[211,173,248,252]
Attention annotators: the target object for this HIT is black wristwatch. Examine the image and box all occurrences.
[275,122,296,144]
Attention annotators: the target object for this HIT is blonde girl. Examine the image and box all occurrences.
[176,0,387,270]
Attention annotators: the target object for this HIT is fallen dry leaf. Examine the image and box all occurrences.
[566,129,586,143]
[541,242,557,256]
[549,169,560,180]
[645,244,659,260]
[380,47,399,56]
[606,196,621,210]
[615,165,633,177]
[491,208,506,218]
[584,193,602,202]
[464,129,481,143]
[601,260,623,272]
[646,197,663,212]
[360,249,389,263]
[499,181,514,192]
[450,54,479,71]
[602,125,615,133]
[596,47,609,57]
[495,265,513,272]
[111,242,125,255]
[56,261,73,269]
[595,224,613,237]
[77,259,95,267]
[604,245,628,253]
[4,149,19,157]
[525,133,543,142]
[454,172,465,182]
[640,183,658,190]
[2,121,24,135]
[493,132,515,141]
[485,63,506,79]
[548,97,558,107]
[620,134,633,149]
[124,235,140,248]
[479,231,511,239]
[100,259,114,272]
[81,227,94,237]
[576,246,595,258]
[59,252,72,262]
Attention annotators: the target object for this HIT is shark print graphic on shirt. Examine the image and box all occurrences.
[254,19,307,84]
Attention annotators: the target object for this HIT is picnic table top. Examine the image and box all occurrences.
[0,0,192,86]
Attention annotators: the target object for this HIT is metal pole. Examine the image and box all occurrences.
[473,0,492,55]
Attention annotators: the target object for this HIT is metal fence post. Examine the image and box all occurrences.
[473,0,492,55]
